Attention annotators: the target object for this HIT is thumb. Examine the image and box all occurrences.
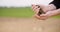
[40,14,47,17]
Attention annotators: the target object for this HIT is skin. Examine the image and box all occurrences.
[32,4,60,20]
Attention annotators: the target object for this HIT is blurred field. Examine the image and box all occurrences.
[0,7,60,18]
[0,7,60,32]
[0,17,60,32]
[0,7,34,18]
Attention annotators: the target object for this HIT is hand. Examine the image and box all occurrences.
[32,4,47,20]
[34,14,48,20]
[34,11,56,20]
[32,4,59,20]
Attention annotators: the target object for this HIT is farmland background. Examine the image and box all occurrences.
[0,0,60,32]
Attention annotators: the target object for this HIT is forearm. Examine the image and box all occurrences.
[49,9,60,17]
[53,9,60,15]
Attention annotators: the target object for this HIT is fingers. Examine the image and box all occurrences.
[32,4,36,11]
[32,4,36,10]
[32,4,40,14]
[35,8,40,14]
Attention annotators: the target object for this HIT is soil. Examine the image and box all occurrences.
[0,17,60,32]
